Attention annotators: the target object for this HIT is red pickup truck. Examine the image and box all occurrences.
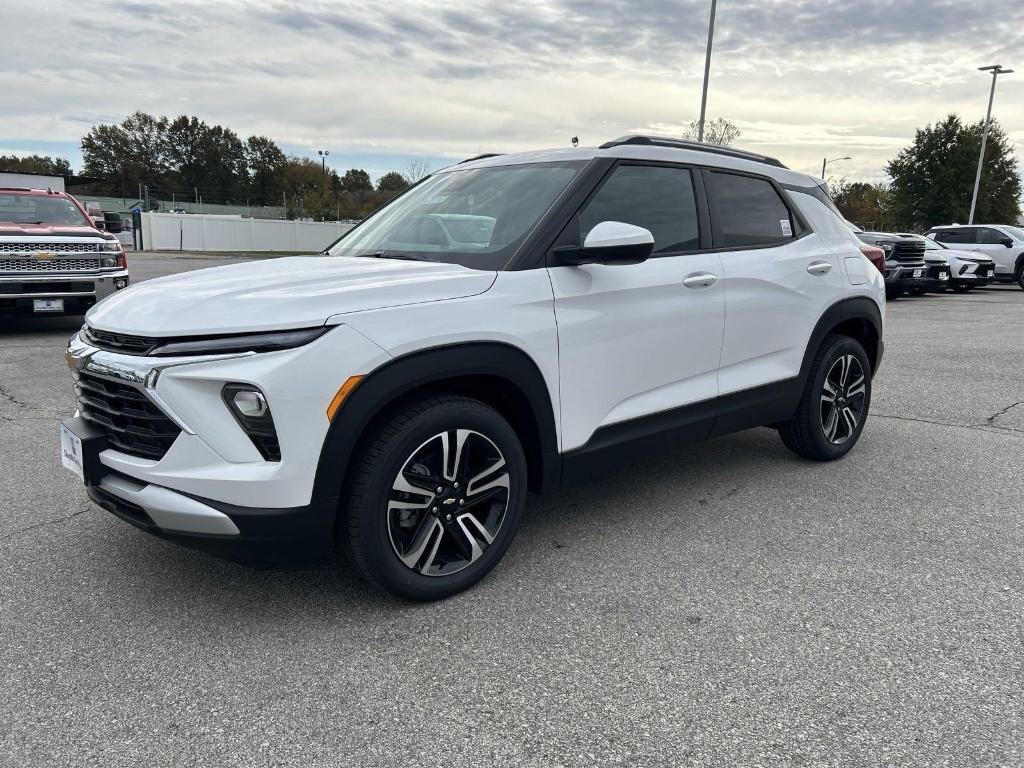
[0,188,130,316]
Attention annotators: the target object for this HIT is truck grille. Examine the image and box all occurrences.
[0,242,106,253]
[0,257,104,272]
[891,242,925,265]
[74,371,181,461]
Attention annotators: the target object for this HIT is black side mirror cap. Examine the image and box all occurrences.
[553,242,654,266]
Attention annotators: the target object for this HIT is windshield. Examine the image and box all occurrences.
[327,161,585,270]
[0,193,91,226]
[1003,226,1024,241]
[905,234,943,250]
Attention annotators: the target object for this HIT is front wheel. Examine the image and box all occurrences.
[342,394,527,600]
[885,287,902,301]
[1015,264,1024,291]
[779,335,872,461]
[951,282,973,293]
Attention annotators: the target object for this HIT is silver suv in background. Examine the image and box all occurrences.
[926,224,1024,290]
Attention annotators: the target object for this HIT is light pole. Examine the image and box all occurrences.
[821,155,851,180]
[697,0,718,143]
[317,149,330,184]
[968,64,1013,225]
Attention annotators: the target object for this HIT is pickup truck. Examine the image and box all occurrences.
[0,187,129,316]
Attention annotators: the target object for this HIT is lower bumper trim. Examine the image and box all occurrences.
[98,474,241,535]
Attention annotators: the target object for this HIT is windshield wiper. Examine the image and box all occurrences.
[357,251,440,262]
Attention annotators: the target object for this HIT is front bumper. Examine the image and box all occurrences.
[883,264,930,292]
[0,270,129,315]
[67,415,335,566]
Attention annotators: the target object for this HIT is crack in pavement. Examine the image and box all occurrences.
[874,411,1024,438]
[0,382,31,408]
[985,401,1023,425]
[0,508,90,542]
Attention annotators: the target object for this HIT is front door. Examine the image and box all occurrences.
[547,162,725,452]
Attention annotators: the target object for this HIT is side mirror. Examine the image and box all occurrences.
[999,236,1014,247]
[554,221,655,266]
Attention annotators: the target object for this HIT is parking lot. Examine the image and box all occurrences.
[2,252,1023,767]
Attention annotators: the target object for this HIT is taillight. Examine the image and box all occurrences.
[859,244,885,274]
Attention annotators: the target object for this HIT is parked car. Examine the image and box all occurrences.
[925,224,1024,289]
[61,135,884,600]
[897,233,995,293]
[854,230,930,299]
[0,188,129,316]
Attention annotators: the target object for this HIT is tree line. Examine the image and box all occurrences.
[830,114,1020,231]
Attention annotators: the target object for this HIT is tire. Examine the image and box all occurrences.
[342,394,527,600]
[779,335,872,461]
[951,283,973,293]
[885,287,902,301]
[1015,263,1024,291]
[907,286,923,296]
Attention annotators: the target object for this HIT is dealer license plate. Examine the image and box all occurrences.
[59,423,85,480]
[33,299,64,313]
[912,269,923,278]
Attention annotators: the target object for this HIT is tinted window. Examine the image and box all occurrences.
[933,228,975,244]
[976,227,1006,244]
[580,165,699,253]
[706,172,794,247]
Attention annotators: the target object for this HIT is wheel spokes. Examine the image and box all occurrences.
[398,516,445,573]
[441,429,471,481]
[823,405,840,441]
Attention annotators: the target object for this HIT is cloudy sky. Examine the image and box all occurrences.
[2,0,1023,184]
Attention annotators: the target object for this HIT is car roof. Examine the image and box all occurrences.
[0,187,72,197]
[448,136,820,189]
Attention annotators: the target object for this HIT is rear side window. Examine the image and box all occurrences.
[933,228,975,244]
[705,171,794,248]
[580,165,700,253]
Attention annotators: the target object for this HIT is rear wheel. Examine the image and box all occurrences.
[779,335,871,461]
[342,394,527,600]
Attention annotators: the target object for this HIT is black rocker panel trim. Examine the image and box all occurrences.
[311,342,561,507]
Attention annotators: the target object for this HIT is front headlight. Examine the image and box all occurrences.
[875,241,894,253]
[99,241,123,252]
[149,326,331,357]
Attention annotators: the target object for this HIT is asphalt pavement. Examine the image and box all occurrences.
[2,252,1023,767]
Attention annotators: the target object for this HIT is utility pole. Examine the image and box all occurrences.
[143,185,150,212]
[969,64,1014,224]
[697,0,718,143]
[318,150,330,187]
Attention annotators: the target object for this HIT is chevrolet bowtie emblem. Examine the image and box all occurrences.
[33,251,56,260]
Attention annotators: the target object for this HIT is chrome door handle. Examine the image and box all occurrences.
[807,261,833,275]
[682,273,718,289]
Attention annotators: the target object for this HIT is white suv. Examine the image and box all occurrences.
[925,224,1024,289]
[61,136,885,600]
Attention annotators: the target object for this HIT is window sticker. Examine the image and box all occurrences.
[780,219,792,237]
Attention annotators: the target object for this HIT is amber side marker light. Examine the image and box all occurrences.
[327,375,364,421]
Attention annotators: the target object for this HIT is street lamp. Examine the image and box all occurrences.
[317,149,330,183]
[968,64,1014,225]
[697,0,718,143]
[822,156,851,179]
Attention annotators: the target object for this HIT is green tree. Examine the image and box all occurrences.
[340,168,373,193]
[81,111,169,196]
[245,136,286,206]
[830,180,893,230]
[376,171,409,192]
[886,114,1021,229]
[0,154,72,177]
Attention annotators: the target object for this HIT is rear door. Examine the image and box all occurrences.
[705,170,845,404]
[548,162,725,452]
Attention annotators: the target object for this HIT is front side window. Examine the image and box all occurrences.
[976,227,1006,244]
[706,171,794,248]
[326,161,584,270]
[579,165,700,253]
[0,193,91,226]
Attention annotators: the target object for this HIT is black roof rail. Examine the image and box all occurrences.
[598,135,787,169]
[459,153,503,164]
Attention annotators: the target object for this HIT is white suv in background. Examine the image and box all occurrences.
[61,136,885,600]
[926,224,1024,289]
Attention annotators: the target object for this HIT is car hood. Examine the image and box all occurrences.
[87,255,497,336]
[940,247,994,264]
[0,223,110,239]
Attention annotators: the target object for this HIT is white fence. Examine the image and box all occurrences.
[138,212,354,252]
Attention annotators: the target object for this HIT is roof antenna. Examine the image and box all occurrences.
[571,136,579,148]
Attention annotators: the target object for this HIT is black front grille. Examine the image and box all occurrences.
[6,281,94,295]
[84,326,160,355]
[891,242,926,265]
[74,371,181,460]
